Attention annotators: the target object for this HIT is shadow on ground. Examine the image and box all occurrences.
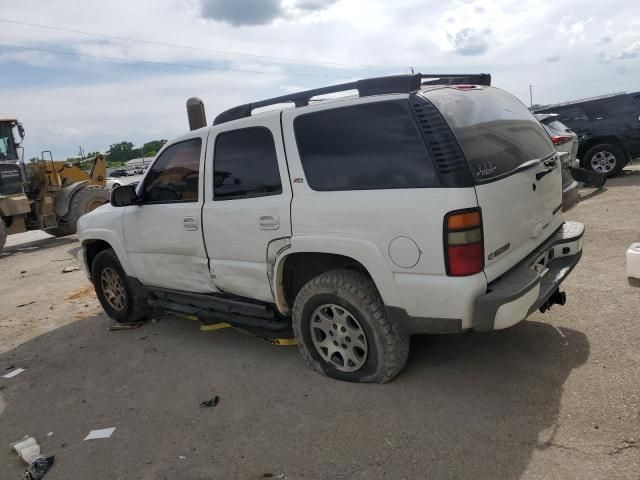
[0,236,77,258]
[0,313,589,479]
[602,167,640,188]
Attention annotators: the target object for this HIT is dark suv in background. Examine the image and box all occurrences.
[536,92,640,177]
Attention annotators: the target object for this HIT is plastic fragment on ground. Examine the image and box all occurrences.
[84,427,116,440]
[2,367,25,379]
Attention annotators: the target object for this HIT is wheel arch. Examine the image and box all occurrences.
[271,236,403,315]
[578,137,629,166]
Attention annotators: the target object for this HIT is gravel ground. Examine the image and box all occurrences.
[0,167,638,479]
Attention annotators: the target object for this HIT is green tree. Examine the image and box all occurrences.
[143,139,167,154]
[144,150,157,158]
[529,104,549,112]
[107,141,135,162]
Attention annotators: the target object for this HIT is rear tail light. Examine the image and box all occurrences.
[551,135,573,146]
[444,208,484,276]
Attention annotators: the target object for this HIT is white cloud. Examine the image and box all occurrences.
[1,0,639,158]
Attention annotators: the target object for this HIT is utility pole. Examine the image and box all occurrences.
[529,84,533,109]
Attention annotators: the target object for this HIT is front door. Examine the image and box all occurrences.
[123,134,216,293]
[201,114,292,303]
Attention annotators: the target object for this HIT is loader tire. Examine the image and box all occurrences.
[50,185,110,237]
[0,219,6,250]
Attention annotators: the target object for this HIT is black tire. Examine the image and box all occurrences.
[584,144,626,178]
[50,185,110,237]
[292,268,409,383]
[92,248,150,323]
[0,219,6,250]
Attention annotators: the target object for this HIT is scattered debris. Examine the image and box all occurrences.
[24,456,55,480]
[178,456,187,460]
[84,427,116,441]
[0,385,6,391]
[200,396,220,408]
[46,432,53,437]
[2,367,25,379]
[385,438,394,448]
[61,266,80,273]
[17,301,36,308]
[20,270,27,274]
[11,436,55,480]
[108,322,144,331]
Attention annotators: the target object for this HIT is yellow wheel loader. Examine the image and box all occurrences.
[0,119,110,250]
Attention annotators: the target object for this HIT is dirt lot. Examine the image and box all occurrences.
[1,167,639,480]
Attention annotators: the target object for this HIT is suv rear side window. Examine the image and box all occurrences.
[424,87,555,182]
[214,127,282,200]
[143,138,201,203]
[294,101,438,191]
[557,106,590,123]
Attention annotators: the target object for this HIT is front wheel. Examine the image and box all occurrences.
[292,269,409,383]
[584,144,626,178]
[92,249,150,323]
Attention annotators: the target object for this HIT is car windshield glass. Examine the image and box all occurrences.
[0,124,17,160]
[424,87,555,182]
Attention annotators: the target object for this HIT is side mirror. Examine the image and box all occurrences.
[111,184,139,207]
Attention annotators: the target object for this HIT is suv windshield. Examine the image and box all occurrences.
[423,87,555,182]
[0,124,17,160]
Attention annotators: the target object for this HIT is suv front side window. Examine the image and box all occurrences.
[213,127,282,200]
[143,138,202,203]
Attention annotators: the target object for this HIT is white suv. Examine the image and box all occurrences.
[78,74,584,383]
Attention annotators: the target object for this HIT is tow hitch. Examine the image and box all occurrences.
[539,289,566,313]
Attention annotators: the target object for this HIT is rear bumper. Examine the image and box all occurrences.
[562,180,579,211]
[473,221,584,332]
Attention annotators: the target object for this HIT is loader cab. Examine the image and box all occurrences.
[0,120,20,162]
[0,120,27,196]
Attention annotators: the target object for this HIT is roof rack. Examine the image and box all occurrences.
[213,72,491,125]
[535,91,628,111]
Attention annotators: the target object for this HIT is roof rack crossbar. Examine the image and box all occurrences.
[213,72,491,125]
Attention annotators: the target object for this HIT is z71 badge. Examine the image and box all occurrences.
[488,242,510,261]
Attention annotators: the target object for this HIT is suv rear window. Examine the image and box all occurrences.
[424,87,556,182]
[294,101,439,191]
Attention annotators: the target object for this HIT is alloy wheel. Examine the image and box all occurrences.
[310,304,368,372]
[101,267,126,311]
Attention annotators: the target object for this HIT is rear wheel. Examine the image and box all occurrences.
[292,268,409,383]
[585,144,626,177]
[0,219,7,250]
[50,185,110,237]
[92,248,150,323]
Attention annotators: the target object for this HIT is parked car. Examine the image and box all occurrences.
[535,113,579,210]
[535,91,640,177]
[109,169,127,178]
[78,74,584,383]
[106,178,121,190]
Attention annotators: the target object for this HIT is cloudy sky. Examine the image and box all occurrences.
[1,0,639,159]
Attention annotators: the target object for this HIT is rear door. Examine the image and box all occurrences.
[424,86,563,281]
[201,114,292,303]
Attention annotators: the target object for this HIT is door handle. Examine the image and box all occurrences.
[259,214,280,230]
[183,216,199,231]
